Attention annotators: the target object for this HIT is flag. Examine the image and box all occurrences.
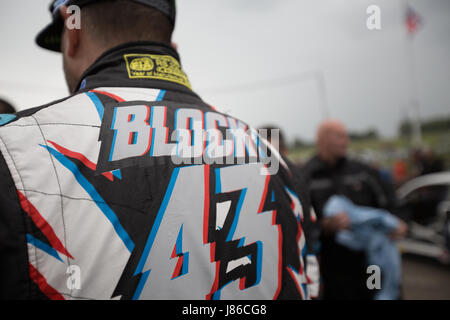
[405,5,421,34]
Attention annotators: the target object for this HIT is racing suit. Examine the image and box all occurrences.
[0,42,315,300]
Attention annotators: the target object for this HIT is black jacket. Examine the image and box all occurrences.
[302,155,397,300]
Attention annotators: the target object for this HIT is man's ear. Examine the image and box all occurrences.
[60,5,80,57]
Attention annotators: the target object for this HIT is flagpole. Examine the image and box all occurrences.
[315,70,329,120]
[404,1,423,147]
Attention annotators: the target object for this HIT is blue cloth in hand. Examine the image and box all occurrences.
[323,195,401,300]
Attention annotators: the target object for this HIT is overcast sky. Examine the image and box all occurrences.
[0,0,449,142]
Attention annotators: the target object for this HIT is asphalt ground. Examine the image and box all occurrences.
[401,253,450,300]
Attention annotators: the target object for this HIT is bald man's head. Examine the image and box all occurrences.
[316,120,349,164]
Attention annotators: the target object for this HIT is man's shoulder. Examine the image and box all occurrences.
[0,91,100,167]
[0,92,86,129]
[344,157,376,174]
[301,155,322,175]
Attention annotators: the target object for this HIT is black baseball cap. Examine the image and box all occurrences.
[36,0,176,52]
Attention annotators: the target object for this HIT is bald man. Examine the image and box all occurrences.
[301,120,405,300]
[316,120,349,165]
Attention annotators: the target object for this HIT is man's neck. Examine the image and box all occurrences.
[318,152,340,167]
[73,41,192,94]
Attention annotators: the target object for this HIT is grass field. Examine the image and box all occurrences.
[287,130,450,172]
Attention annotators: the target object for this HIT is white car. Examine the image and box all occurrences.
[396,172,450,265]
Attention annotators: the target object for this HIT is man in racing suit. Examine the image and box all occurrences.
[0,0,315,300]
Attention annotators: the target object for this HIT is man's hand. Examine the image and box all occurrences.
[389,220,408,240]
[321,212,351,234]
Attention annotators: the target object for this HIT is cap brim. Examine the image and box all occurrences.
[35,18,63,52]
